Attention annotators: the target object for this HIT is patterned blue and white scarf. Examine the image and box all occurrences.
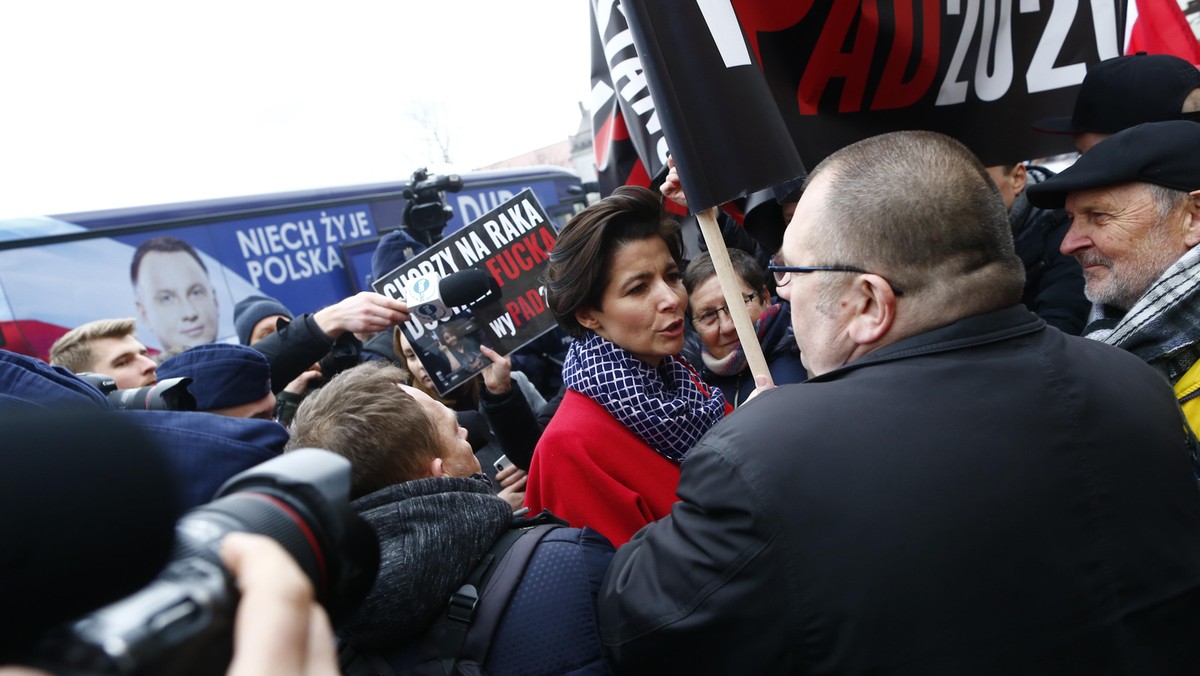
[562,332,726,463]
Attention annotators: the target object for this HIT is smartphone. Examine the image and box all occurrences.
[493,454,513,473]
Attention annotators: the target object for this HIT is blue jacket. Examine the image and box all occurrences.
[120,411,285,511]
[0,350,285,512]
[340,477,614,675]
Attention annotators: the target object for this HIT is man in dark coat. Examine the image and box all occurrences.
[986,162,1089,334]
[249,290,409,393]
[598,131,1200,675]
[0,349,286,511]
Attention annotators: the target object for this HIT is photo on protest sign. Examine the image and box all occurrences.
[372,188,559,396]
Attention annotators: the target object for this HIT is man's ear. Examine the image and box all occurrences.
[576,307,601,332]
[429,457,446,478]
[1184,190,1200,248]
[1011,163,1028,196]
[845,275,896,346]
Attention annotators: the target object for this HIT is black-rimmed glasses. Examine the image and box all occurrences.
[769,255,905,296]
[692,291,758,330]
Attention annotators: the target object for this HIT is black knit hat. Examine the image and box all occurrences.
[1033,53,1200,135]
[233,295,293,346]
[1026,121,1200,209]
[371,229,427,282]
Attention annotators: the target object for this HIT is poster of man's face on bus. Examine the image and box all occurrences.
[130,236,220,354]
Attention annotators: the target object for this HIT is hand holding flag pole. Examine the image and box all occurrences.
[695,208,771,382]
[661,157,771,383]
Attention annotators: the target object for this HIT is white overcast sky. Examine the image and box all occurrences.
[0,1,593,219]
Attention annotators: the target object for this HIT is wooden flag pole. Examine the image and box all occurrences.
[695,207,770,383]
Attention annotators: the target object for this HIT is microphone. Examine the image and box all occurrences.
[440,268,501,307]
[0,408,181,659]
[406,269,502,321]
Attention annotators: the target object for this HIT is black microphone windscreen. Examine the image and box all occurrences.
[440,269,500,307]
[0,408,182,657]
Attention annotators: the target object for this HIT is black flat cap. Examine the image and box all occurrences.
[1026,121,1200,209]
[1033,53,1200,135]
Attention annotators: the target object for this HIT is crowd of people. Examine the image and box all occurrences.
[4,51,1200,674]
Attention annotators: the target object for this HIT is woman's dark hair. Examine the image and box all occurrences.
[682,248,769,301]
[545,186,684,338]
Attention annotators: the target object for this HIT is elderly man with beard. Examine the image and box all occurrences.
[1027,120,1200,435]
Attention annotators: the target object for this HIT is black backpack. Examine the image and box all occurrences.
[338,512,567,676]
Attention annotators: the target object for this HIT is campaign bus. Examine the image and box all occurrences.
[0,165,587,360]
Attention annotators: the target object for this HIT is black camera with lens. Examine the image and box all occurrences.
[402,166,464,246]
[34,449,379,675]
[76,372,197,411]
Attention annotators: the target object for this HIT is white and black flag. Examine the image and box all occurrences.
[592,0,1191,199]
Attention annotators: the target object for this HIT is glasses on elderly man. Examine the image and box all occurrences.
[692,292,759,330]
[768,254,905,296]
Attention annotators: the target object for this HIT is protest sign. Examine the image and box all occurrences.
[372,189,559,396]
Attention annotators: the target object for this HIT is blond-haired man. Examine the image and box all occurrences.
[49,318,157,389]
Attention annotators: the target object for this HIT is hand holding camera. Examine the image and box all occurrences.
[30,448,377,675]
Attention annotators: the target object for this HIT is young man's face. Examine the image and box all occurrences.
[134,251,219,352]
[400,384,481,478]
[88,334,158,389]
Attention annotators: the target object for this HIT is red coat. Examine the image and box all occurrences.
[525,390,682,546]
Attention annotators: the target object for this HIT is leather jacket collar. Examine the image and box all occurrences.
[809,305,1045,383]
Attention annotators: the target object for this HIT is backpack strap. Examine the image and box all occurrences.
[337,636,398,675]
[437,521,563,674]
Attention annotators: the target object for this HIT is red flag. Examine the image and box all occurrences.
[1125,0,1200,62]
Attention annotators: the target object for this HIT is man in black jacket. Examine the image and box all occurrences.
[250,290,408,393]
[598,130,1200,675]
[986,162,1089,334]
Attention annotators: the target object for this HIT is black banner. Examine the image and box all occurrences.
[590,0,663,195]
[619,0,807,212]
[594,0,1137,200]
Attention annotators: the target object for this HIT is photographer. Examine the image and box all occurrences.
[0,407,349,675]
[0,350,287,511]
[157,343,277,421]
[48,317,158,389]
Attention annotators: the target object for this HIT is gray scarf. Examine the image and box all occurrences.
[338,476,513,650]
[1083,245,1200,383]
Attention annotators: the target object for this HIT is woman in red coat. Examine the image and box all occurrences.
[524,186,728,546]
